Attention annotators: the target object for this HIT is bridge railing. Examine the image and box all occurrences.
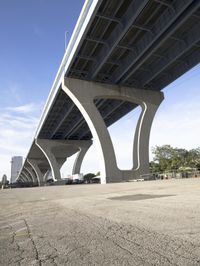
[35,0,97,138]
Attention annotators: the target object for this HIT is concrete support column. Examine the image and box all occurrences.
[62,78,164,183]
[25,166,38,184]
[35,139,92,182]
[62,79,120,184]
[19,175,26,183]
[23,169,33,183]
[43,170,51,182]
[21,172,29,182]
[23,166,35,183]
[132,102,161,177]
[28,159,44,186]
[72,142,92,175]
[35,139,65,181]
[57,158,67,169]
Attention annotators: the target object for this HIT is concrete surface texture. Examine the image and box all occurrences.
[0,178,200,265]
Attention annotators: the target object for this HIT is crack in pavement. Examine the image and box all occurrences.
[23,218,42,266]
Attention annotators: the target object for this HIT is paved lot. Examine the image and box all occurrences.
[0,178,200,265]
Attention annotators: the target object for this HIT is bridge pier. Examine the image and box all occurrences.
[23,167,34,183]
[34,139,92,183]
[35,139,63,181]
[24,166,38,184]
[62,78,164,183]
[27,159,45,186]
[72,142,93,175]
[21,172,29,183]
[19,174,26,183]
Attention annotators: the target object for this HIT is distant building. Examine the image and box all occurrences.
[11,156,23,183]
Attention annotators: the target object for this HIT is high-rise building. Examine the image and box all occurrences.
[11,156,23,183]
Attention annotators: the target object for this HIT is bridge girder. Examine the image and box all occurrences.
[111,0,200,83]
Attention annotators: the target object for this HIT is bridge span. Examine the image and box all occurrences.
[17,0,200,185]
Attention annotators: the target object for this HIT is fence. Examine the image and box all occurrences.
[140,170,200,181]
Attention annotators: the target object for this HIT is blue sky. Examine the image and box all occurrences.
[0,0,199,179]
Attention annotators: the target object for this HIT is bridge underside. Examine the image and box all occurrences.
[17,0,200,185]
[38,0,200,141]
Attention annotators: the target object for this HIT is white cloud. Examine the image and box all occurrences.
[150,98,200,158]
[8,83,22,104]
[0,102,43,180]
[5,102,40,114]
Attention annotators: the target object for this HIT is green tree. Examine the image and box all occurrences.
[151,145,177,171]
[149,161,161,173]
[186,148,200,169]
[83,173,96,183]
[151,145,200,172]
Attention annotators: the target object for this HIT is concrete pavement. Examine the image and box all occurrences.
[1,178,200,265]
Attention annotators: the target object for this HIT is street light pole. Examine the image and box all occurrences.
[65,30,69,51]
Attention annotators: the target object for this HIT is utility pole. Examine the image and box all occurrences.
[65,30,69,51]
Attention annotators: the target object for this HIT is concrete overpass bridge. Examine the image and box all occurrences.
[17,0,200,185]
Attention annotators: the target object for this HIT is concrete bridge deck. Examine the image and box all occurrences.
[1,178,200,265]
